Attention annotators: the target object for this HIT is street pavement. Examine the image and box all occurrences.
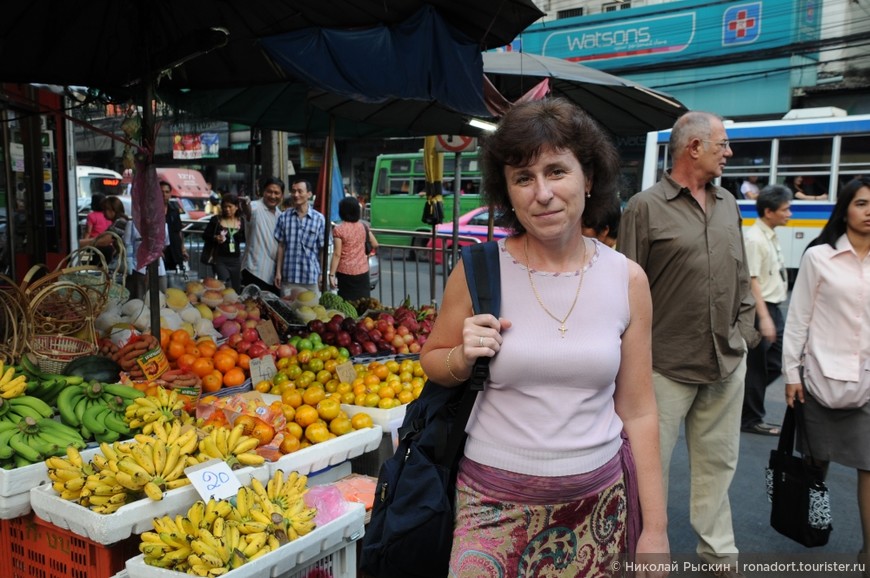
[663,375,866,577]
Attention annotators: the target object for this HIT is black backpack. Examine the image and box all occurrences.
[360,241,500,578]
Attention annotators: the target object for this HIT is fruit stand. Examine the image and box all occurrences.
[0,260,437,577]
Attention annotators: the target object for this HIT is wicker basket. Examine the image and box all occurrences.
[28,334,97,374]
[0,276,28,365]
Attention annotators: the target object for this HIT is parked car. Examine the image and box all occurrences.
[428,207,509,265]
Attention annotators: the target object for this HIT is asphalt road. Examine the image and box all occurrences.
[664,375,866,578]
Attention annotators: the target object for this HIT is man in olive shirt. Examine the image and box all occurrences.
[619,111,758,578]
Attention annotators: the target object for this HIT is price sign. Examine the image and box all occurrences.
[249,355,277,386]
[185,458,241,501]
[335,360,357,385]
[256,319,280,346]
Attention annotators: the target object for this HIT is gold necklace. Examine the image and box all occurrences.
[524,236,586,338]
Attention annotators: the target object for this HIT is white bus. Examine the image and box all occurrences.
[641,110,870,270]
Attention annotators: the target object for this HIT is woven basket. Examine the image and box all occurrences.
[28,335,97,374]
[0,276,28,365]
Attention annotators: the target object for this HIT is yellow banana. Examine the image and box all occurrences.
[63,476,85,492]
[144,480,164,501]
[235,452,265,467]
[99,441,120,461]
[161,443,181,480]
[165,478,191,490]
[0,381,27,398]
[188,500,205,528]
[151,439,167,478]
[199,434,223,460]
[249,509,273,526]
[225,423,244,453]
[150,420,168,442]
[0,366,19,386]
[65,445,84,468]
[158,531,189,550]
[86,492,127,506]
[131,444,157,477]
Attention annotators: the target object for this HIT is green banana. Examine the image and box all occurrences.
[82,403,110,435]
[7,401,43,421]
[103,383,145,400]
[103,410,132,436]
[0,397,9,419]
[36,418,86,448]
[94,428,121,444]
[18,354,45,379]
[8,431,42,463]
[26,433,61,458]
[8,395,54,419]
[0,421,16,432]
[57,384,86,426]
[73,395,91,428]
[0,427,17,459]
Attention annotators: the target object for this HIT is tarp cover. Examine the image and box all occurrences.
[259,6,489,118]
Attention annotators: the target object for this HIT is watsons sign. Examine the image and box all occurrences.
[541,13,696,63]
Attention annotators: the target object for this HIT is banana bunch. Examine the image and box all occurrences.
[79,467,128,514]
[125,386,192,435]
[0,413,86,469]
[46,446,95,501]
[249,470,317,541]
[57,380,144,442]
[0,393,55,427]
[112,430,199,501]
[0,358,29,399]
[17,354,83,406]
[198,422,267,469]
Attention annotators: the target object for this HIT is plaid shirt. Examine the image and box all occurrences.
[274,206,326,284]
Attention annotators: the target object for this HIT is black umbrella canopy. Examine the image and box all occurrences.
[482,52,687,136]
[0,0,543,90]
[168,52,687,138]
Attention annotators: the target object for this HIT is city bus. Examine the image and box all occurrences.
[368,151,484,247]
[641,110,870,271]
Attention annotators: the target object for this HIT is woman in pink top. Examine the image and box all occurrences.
[85,193,111,238]
[784,177,870,558]
[420,99,668,577]
[328,197,378,301]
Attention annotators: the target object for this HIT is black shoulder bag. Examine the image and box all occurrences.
[363,222,374,255]
[766,399,833,547]
[360,241,501,578]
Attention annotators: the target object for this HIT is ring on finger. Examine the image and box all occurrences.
[478,336,484,347]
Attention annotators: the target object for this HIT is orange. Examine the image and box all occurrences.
[305,422,330,444]
[254,380,272,394]
[223,367,246,388]
[202,371,223,393]
[329,417,353,436]
[197,341,217,358]
[160,328,172,350]
[213,352,236,374]
[285,421,304,440]
[279,434,301,454]
[363,373,381,387]
[371,363,389,381]
[351,413,374,430]
[280,404,295,422]
[176,353,197,372]
[170,329,191,344]
[302,386,326,406]
[184,344,201,357]
[294,405,319,428]
[166,341,186,361]
[251,419,275,445]
[220,347,239,363]
[237,353,251,370]
[281,388,303,408]
[191,357,216,378]
[316,398,341,421]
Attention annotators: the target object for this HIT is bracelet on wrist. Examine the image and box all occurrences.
[445,345,465,383]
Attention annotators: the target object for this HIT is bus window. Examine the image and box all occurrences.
[838,134,870,187]
[778,137,832,171]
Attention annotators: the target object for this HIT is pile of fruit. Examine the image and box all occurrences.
[139,469,317,575]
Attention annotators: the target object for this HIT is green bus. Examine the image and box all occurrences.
[368,151,484,246]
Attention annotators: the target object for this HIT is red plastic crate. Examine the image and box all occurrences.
[0,513,140,578]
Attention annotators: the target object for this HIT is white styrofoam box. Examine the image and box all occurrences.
[0,489,32,520]
[125,501,365,578]
[267,425,382,476]
[0,445,101,497]
[341,403,406,432]
[30,464,271,545]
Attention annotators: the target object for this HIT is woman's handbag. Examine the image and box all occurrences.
[766,401,832,547]
[360,242,500,578]
[363,223,374,255]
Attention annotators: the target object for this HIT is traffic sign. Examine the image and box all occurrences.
[434,134,477,153]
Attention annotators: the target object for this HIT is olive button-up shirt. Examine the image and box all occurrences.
[619,172,757,384]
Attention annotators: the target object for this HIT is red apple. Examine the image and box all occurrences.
[396,325,410,337]
[248,342,269,359]
[227,333,244,348]
[276,344,296,359]
[242,328,259,343]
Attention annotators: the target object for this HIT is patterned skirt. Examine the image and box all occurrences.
[449,458,628,578]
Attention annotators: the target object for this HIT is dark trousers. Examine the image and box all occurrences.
[742,302,785,428]
[241,268,280,295]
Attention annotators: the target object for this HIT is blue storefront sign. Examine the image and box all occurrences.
[523,0,820,69]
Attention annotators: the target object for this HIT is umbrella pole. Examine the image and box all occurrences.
[451,152,462,269]
[144,80,161,338]
[321,116,335,294]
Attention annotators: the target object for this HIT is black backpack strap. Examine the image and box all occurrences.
[439,241,501,469]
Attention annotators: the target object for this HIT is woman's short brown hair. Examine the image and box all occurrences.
[481,98,621,235]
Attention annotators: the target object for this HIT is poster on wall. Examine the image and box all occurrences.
[173,133,221,160]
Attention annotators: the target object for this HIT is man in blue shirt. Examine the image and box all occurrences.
[274,179,326,294]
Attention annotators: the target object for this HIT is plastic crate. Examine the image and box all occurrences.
[0,512,140,578]
[286,539,357,578]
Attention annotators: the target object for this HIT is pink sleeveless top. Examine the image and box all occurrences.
[463,238,630,477]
